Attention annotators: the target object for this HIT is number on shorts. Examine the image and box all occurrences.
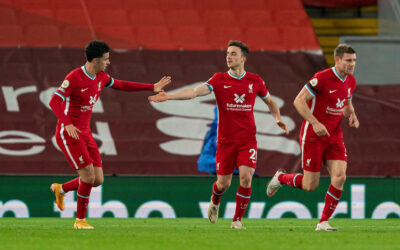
[249,148,256,160]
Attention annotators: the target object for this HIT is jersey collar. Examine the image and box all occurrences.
[228,70,246,80]
[81,65,96,80]
[332,66,346,82]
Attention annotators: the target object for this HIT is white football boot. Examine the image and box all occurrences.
[231,220,246,229]
[208,199,220,223]
[266,169,286,196]
[315,221,338,231]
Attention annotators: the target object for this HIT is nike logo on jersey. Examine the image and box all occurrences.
[224,85,232,88]
[329,90,336,94]
[81,88,88,92]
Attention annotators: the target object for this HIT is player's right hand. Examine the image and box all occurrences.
[276,120,289,135]
[148,92,169,102]
[311,121,330,137]
[153,76,172,93]
[65,124,81,139]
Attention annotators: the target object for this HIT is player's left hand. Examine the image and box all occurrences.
[153,76,172,93]
[148,92,169,102]
[277,120,289,135]
[349,113,359,128]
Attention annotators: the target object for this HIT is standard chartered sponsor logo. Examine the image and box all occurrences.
[226,103,252,111]
[150,82,300,156]
[326,106,343,116]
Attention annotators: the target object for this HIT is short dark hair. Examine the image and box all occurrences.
[334,43,356,58]
[85,40,110,62]
[228,40,249,58]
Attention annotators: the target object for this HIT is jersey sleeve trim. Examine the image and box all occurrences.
[305,83,317,96]
[261,91,270,99]
[206,83,213,92]
[106,77,114,88]
[54,91,66,101]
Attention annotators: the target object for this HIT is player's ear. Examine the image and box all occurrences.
[93,57,101,65]
[334,56,340,64]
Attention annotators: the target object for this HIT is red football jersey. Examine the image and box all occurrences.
[206,71,269,143]
[54,66,113,130]
[300,67,356,141]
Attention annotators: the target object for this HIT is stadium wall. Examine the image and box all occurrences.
[0,48,399,177]
[0,176,399,219]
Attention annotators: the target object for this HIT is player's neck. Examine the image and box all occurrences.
[229,67,245,77]
[334,66,347,79]
[84,62,98,78]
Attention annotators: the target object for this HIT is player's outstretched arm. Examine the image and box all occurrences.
[294,86,330,137]
[110,76,171,92]
[344,100,359,128]
[148,83,211,102]
[153,76,172,93]
[262,95,289,135]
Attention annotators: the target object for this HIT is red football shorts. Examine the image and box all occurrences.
[56,127,102,171]
[301,138,347,172]
[216,142,257,175]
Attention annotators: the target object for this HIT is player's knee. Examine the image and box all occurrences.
[333,174,346,186]
[239,176,252,188]
[217,181,231,191]
[339,174,346,185]
[93,178,104,187]
[221,182,231,191]
[87,174,95,184]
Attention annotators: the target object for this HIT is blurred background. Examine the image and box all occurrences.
[0,0,399,219]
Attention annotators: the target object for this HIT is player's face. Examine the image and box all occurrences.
[226,46,245,69]
[95,52,110,72]
[336,53,356,75]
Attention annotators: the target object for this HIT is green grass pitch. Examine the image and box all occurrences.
[1,218,399,250]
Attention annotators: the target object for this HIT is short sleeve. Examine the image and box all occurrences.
[305,73,324,97]
[257,76,269,99]
[54,75,74,101]
[206,73,219,92]
[104,74,114,88]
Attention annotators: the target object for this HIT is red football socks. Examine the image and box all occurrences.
[211,182,225,205]
[233,186,251,222]
[278,173,304,189]
[61,177,80,193]
[76,180,93,220]
[320,184,342,223]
